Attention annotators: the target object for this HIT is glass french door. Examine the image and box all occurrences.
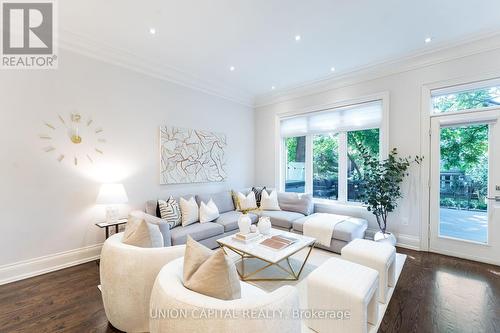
[429,109,500,265]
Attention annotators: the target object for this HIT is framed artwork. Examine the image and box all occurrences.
[160,126,227,184]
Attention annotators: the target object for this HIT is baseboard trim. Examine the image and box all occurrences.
[366,228,421,251]
[0,244,103,286]
[428,248,500,267]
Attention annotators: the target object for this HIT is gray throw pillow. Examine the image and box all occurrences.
[277,192,314,215]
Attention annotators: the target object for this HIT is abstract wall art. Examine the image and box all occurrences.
[159,126,227,184]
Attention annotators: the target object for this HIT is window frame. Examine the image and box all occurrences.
[278,92,390,205]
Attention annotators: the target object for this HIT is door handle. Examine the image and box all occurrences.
[486,196,500,201]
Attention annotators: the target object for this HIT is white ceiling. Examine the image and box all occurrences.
[60,0,500,104]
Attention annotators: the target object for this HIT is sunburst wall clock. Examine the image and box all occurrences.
[39,113,106,166]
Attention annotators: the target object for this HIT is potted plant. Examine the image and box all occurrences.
[357,146,422,245]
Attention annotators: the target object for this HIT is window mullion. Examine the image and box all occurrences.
[338,132,348,203]
[305,135,313,194]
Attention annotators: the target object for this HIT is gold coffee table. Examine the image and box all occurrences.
[217,229,316,281]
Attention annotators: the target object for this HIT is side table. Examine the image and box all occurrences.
[95,218,128,239]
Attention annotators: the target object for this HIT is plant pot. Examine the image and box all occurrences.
[374,231,397,246]
[238,213,252,235]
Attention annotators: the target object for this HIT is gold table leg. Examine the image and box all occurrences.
[218,242,316,282]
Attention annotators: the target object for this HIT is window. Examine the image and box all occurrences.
[285,136,305,193]
[313,133,339,200]
[432,82,500,113]
[347,129,380,202]
[280,100,385,204]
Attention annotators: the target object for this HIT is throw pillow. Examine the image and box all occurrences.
[199,199,220,223]
[143,212,172,247]
[231,190,241,210]
[277,192,314,215]
[236,191,258,211]
[251,186,267,207]
[183,236,241,300]
[260,190,281,211]
[122,212,164,248]
[158,196,182,229]
[180,196,199,226]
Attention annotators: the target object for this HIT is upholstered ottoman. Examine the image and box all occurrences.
[341,239,396,304]
[307,257,379,333]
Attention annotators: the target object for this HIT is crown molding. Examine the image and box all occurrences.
[58,30,254,107]
[255,30,500,108]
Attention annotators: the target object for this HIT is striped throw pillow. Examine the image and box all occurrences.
[251,187,267,207]
[158,196,181,229]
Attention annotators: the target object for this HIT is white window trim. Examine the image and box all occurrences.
[277,92,390,205]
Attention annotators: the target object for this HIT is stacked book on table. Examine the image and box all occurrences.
[233,232,261,243]
[260,235,298,250]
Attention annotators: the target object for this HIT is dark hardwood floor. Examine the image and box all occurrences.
[0,248,499,333]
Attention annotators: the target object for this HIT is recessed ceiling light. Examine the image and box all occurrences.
[271,86,276,90]
[330,67,336,72]
[229,66,235,72]
[149,28,157,35]
[425,37,432,43]
[295,35,301,41]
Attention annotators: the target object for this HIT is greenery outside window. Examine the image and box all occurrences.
[347,129,380,202]
[281,99,385,204]
[313,134,339,200]
[285,136,306,193]
[432,85,500,113]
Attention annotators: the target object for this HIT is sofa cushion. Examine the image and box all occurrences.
[278,192,314,216]
[170,222,224,246]
[214,211,258,232]
[196,191,235,214]
[260,210,305,229]
[292,214,368,242]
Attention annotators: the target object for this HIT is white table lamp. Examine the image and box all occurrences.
[96,183,128,222]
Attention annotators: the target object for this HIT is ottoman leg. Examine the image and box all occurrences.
[388,258,396,287]
[378,270,388,303]
[367,289,379,326]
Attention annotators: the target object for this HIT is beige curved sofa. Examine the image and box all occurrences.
[149,257,301,333]
[100,233,186,332]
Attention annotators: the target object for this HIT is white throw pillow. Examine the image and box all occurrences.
[199,199,220,223]
[237,191,257,211]
[180,196,199,226]
[260,190,281,211]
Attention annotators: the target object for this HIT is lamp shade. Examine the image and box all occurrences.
[96,184,128,205]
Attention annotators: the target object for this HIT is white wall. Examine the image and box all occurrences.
[254,37,500,249]
[0,49,254,278]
